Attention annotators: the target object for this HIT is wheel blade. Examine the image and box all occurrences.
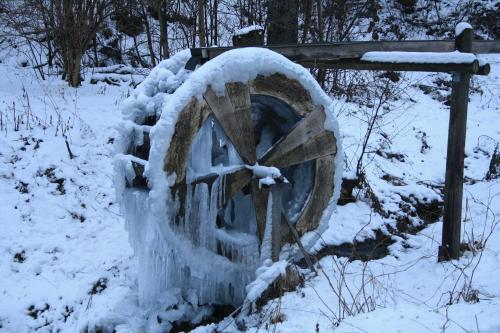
[251,180,269,243]
[203,84,257,164]
[221,167,252,204]
[259,108,337,168]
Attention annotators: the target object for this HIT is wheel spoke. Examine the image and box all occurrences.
[269,185,283,261]
[251,180,269,243]
[203,83,257,164]
[189,167,252,205]
[258,108,337,168]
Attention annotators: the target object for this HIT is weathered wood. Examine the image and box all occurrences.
[298,59,480,74]
[251,180,269,243]
[225,82,257,163]
[477,63,491,76]
[283,213,316,273]
[130,160,148,188]
[186,168,253,208]
[295,156,335,233]
[249,73,337,235]
[163,75,338,249]
[223,168,252,202]
[270,186,283,261]
[196,39,500,61]
[232,27,264,47]
[472,39,500,54]
[249,74,316,117]
[260,107,337,168]
[439,26,473,261]
[164,97,211,184]
[191,39,497,74]
[204,86,257,164]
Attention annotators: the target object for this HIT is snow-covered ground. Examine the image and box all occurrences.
[0,51,499,332]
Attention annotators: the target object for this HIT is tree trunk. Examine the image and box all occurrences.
[198,0,206,47]
[158,0,169,59]
[213,0,218,45]
[143,7,156,66]
[268,0,299,45]
[316,0,326,88]
[302,0,312,43]
[316,0,324,42]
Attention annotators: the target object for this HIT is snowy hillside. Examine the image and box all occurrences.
[1,48,499,333]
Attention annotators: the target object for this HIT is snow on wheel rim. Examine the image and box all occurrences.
[135,48,342,307]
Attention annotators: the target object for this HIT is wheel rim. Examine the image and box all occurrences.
[166,74,337,264]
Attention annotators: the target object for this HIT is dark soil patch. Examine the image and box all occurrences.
[27,303,49,319]
[14,250,26,263]
[89,278,108,295]
[70,212,86,223]
[15,181,29,194]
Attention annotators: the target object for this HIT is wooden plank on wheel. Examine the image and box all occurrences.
[204,85,257,164]
[260,107,337,168]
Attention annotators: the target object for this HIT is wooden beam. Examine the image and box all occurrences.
[439,26,473,261]
[472,40,500,54]
[195,39,499,59]
[191,39,497,74]
[299,59,480,74]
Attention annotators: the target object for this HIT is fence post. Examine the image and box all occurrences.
[438,24,473,261]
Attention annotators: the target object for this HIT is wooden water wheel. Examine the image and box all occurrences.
[130,73,337,256]
[121,51,340,306]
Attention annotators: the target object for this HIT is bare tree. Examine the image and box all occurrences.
[158,0,170,59]
[198,0,206,47]
[1,0,111,87]
[267,0,298,44]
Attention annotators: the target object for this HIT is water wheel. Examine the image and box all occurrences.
[118,49,341,307]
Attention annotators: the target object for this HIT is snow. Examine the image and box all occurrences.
[247,163,285,187]
[455,22,472,37]
[233,25,264,36]
[361,51,477,64]
[244,259,288,302]
[1,41,500,333]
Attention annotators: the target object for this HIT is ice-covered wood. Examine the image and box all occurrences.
[164,97,210,184]
[270,186,283,261]
[251,180,269,242]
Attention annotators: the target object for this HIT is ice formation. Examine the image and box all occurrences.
[116,47,343,310]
